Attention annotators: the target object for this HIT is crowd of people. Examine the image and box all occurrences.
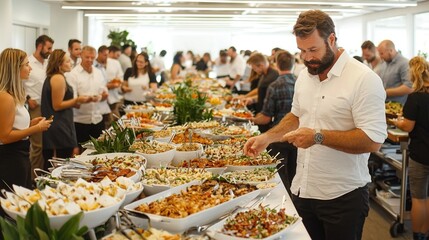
[0,8,428,240]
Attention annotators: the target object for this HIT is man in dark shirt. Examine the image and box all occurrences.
[252,50,297,196]
[195,52,211,77]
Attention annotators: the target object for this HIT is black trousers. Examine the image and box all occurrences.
[292,185,369,240]
[0,140,32,190]
[268,142,297,196]
[74,121,104,153]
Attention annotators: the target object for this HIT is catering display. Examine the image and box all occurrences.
[1,179,125,229]
[141,168,212,196]
[50,153,146,183]
[0,78,307,240]
[385,101,403,118]
[212,205,301,239]
[124,180,260,233]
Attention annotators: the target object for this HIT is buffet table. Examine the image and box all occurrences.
[214,182,311,239]
[78,149,311,239]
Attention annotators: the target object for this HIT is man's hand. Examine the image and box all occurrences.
[244,134,270,157]
[101,91,108,101]
[28,99,38,110]
[282,128,315,149]
[122,85,132,93]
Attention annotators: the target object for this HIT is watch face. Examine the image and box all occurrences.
[315,133,324,144]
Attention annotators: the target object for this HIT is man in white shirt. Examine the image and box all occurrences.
[68,39,82,68]
[151,50,167,84]
[67,46,108,153]
[225,46,245,90]
[94,45,113,129]
[24,34,54,175]
[118,44,132,72]
[213,50,230,79]
[106,45,124,119]
[244,10,387,240]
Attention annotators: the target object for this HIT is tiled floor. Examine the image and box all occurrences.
[363,200,412,240]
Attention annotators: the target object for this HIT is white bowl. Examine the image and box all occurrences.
[171,144,203,167]
[122,185,144,207]
[142,184,171,196]
[138,148,176,169]
[123,181,260,233]
[1,197,124,230]
[153,135,173,143]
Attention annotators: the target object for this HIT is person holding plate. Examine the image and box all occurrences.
[122,52,158,105]
[41,49,92,168]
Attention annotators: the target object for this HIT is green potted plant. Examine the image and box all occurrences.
[0,202,88,240]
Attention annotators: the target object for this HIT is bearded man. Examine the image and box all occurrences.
[24,35,54,176]
[244,10,387,240]
[361,40,383,76]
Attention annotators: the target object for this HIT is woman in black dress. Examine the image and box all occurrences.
[41,49,91,169]
[394,56,429,240]
[0,48,52,190]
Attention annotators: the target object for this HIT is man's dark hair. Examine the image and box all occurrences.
[229,46,237,52]
[276,51,295,71]
[293,10,337,42]
[361,40,376,51]
[160,50,167,57]
[98,45,108,53]
[219,50,227,57]
[68,39,81,49]
[272,47,282,52]
[244,50,252,56]
[122,44,131,52]
[108,45,121,53]
[35,35,54,48]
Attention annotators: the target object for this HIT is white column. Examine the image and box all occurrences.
[0,0,13,51]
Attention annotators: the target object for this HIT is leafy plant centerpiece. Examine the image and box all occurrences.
[173,80,213,125]
[88,121,152,154]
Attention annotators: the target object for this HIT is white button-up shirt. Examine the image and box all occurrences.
[24,54,47,105]
[105,58,124,104]
[94,60,113,115]
[228,55,245,79]
[66,65,107,125]
[290,51,387,200]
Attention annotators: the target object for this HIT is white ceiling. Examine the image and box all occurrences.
[43,0,420,30]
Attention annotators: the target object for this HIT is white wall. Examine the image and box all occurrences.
[0,0,13,51]
[50,3,83,50]
[12,0,50,27]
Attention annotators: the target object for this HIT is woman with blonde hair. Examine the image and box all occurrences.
[41,49,91,169]
[0,48,52,190]
[394,56,429,240]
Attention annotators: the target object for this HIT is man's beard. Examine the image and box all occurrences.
[367,55,376,63]
[304,42,335,75]
[40,50,50,59]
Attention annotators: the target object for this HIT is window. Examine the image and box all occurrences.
[368,16,408,57]
[414,12,429,60]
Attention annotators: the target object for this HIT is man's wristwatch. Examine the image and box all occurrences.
[314,129,324,144]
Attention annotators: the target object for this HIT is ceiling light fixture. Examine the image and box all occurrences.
[134,0,417,7]
[63,5,362,13]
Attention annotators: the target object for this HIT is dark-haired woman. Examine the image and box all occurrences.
[41,49,91,169]
[122,52,158,105]
[170,51,186,81]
